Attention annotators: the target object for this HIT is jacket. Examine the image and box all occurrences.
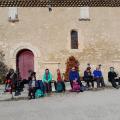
[108,71,117,81]
[42,72,52,83]
[93,70,103,78]
[69,70,80,81]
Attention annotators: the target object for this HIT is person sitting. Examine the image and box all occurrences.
[108,67,120,89]
[84,67,94,88]
[42,69,52,93]
[69,67,82,91]
[93,66,105,88]
[54,69,66,92]
[5,69,21,96]
[28,72,37,99]
[35,80,45,98]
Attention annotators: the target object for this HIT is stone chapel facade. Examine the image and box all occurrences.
[0,7,120,79]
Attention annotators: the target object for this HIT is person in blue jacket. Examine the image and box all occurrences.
[69,67,82,89]
[93,66,105,88]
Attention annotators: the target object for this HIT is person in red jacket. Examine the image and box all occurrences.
[54,69,66,92]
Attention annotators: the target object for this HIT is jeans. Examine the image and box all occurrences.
[28,87,37,99]
[44,82,52,93]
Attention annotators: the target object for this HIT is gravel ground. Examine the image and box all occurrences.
[0,83,120,120]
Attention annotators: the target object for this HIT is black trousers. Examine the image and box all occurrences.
[28,87,36,99]
[54,81,66,91]
[84,78,94,88]
[94,77,105,88]
[115,78,120,85]
[109,78,120,88]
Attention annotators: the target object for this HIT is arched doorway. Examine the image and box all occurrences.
[16,49,34,80]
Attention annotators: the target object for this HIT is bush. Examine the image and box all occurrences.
[0,51,8,84]
[64,56,79,81]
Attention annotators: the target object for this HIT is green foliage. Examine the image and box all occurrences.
[0,51,8,84]
[64,56,79,81]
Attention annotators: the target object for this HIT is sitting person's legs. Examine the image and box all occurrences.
[94,78,100,88]
[48,82,52,92]
[44,82,52,93]
[115,78,120,85]
[70,80,73,89]
[44,82,48,92]
[32,87,37,99]
[54,81,57,91]
[100,77,105,87]
[61,81,66,91]
[84,78,90,87]
[110,79,118,88]
[28,88,32,99]
[89,79,94,88]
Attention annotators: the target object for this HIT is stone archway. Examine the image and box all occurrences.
[9,43,40,78]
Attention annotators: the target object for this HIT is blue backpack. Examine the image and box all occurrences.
[35,89,44,98]
[56,82,63,92]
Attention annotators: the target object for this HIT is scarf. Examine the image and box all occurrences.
[46,73,49,80]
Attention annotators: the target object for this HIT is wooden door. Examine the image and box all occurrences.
[16,49,34,80]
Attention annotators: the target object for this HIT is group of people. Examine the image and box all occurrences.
[4,64,120,100]
[28,69,66,99]
[83,64,120,89]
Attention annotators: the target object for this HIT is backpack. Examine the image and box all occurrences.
[80,84,87,92]
[72,81,80,92]
[36,80,45,90]
[35,89,44,98]
[56,82,63,92]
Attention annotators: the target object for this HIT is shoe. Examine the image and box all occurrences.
[116,86,119,89]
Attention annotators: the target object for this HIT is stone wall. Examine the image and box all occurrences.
[0,7,120,80]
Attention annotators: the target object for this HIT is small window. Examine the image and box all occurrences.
[71,30,78,49]
[79,7,90,21]
[8,7,19,22]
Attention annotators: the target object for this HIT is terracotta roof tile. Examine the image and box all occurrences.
[0,0,120,7]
